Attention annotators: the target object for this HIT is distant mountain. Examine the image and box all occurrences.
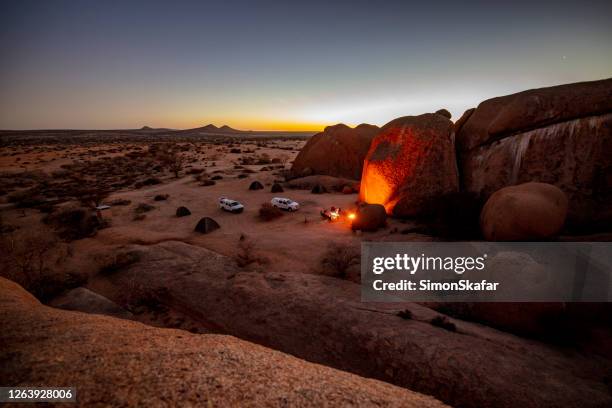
[219,125,241,133]
[182,124,244,134]
[139,126,173,131]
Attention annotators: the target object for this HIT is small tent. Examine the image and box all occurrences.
[194,217,220,234]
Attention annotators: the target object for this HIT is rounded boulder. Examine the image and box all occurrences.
[351,204,387,232]
[359,114,458,216]
[480,182,568,241]
[291,124,379,180]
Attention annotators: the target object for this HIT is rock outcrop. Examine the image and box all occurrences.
[435,108,452,119]
[48,287,133,319]
[0,278,443,407]
[291,123,379,180]
[87,241,612,408]
[455,78,612,230]
[480,182,568,240]
[359,114,459,216]
[351,203,387,231]
[287,175,359,192]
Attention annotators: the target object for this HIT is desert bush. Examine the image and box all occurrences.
[256,154,271,165]
[141,177,161,186]
[43,206,101,241]
[258,203,283,221]
[186,168,205,175]
[154,194,169,201]
[430,315,457,332]
[320,242,360,279]
[75,185,111,209]
[235,235,268,268]
[397,309,413,320]
[0,228,82,301]
[134,203,155,214]
[8,188,46,208]
[166,150,185,178]
[109,198,131,206]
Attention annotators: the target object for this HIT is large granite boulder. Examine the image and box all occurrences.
[480,182,568,241]
[95,241,612,408]
[0,278,443,408]
[291,123,379,180]
[455,78,612,231]
[359,114,458,216]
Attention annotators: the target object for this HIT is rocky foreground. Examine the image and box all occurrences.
[86,241,610,408]
[0,277,445,407]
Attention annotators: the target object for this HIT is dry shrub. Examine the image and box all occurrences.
[186,168,205,175]
[235,235,269,268]
[258,203,283,221]
[397,309,413,320]
[43,206,101,241]
[8,188,46,208]
[0,228,83,301]
[320,242,360,279]
[109,198,131,206]
[134,203,155,214]
[75,186,111,209]
[430,315,457,332]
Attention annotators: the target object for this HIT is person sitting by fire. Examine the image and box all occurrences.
[320,206,341,221]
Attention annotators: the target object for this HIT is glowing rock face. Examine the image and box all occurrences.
[359,113,459,216]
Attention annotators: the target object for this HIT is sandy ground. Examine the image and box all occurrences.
[1,138,423,278]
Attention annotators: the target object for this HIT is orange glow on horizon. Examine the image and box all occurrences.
[180,119,328,132]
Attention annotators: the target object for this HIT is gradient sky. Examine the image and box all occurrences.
[1,0,611,131]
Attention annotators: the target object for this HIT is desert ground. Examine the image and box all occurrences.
[1,78,612,408]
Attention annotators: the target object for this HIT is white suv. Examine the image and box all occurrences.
[219,197,244,213]
[271,197,300,212]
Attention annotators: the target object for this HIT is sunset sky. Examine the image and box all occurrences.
[1,0,611,131]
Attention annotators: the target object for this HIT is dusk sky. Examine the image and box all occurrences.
[1,0,611,131]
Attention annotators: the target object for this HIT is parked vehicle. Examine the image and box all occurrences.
[219,197,244,213]
[271,197,300,212]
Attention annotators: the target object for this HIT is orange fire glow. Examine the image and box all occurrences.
[347,212,356,220]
